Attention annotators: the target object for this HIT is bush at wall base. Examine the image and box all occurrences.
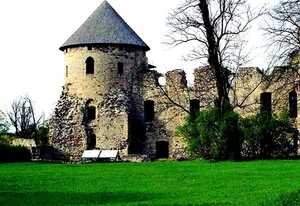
[0,143,32,163]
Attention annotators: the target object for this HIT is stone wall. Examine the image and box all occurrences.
[50,45,148,161]
[12,138,36,148]
[50,43,300,161]
[141,65,300,159]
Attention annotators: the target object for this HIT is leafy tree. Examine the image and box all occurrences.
[34,120,49,147]
[0,110,12,145]
[176,107,241,160]
[177,108,296,160]
[0,110,9,136]
[240,109,296,158]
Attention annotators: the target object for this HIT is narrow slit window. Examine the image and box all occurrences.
[65,66,68,77]
[87,106,96,120]
[144,100,154,121]
[289,90,297,118]
[260,92,272,117]
[86,57,94,74]
[118,62,123,75]
[190,99,200,119]
[87,133,96,149]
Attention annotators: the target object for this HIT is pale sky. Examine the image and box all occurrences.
[0,0,276,119]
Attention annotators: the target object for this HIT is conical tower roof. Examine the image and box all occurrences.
[59,1,150,51]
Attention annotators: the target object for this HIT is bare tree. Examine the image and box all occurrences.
[263,0,300,67]
[7,95,43,141]
[166,0,264,114]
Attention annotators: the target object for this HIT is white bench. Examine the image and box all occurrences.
[81,150,118,161]
[99,150,119,161]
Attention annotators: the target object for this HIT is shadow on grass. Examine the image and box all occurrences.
[0,190,229,206]
[0,190,163,205]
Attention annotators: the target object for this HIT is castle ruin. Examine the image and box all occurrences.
[49,1,300,161]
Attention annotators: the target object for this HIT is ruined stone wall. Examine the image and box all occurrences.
[233,67,264,117]
[51,43,300,161]
[193,66,218,108]
[142,65,300,159]
[50,86,86,161]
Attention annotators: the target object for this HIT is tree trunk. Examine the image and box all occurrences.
[198,0,230,115]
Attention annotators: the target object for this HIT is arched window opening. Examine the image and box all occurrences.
[144,100,154,121]
[190,99,200,119]
[86,57,94,74]
[289,90,297,118]
[87,106,96,120]
[117,62,123,76]
[156,141,169,158]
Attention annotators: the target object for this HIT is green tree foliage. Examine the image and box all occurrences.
[177,107,241,160]
[0,110,12,145]
[32,120,49,147]
[177,108,296,160]
[0,110,9,136]
[240,109,296,159]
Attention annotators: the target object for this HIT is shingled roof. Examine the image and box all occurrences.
[59,1,150,51]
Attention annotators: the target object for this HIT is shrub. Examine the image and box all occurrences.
[176,107,241,160]
[177,107,296,161]
[240,109,296,158]
[0,144,31,163]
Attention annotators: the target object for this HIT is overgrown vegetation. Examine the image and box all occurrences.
[0,144,31,163]
[176,107,241,160]
[1,160,300,206]
[177,108,296,160]
[240,109,296,159]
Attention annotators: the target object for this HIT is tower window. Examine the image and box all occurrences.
[144,100,154,121]
[86,57,94,74]
[118,62,124,75]
[65,66,68,77]
[87,45,92,50]
[87,106,96,120]
[289,90,297,118]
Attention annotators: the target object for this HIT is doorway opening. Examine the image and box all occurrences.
[156,141,169,158]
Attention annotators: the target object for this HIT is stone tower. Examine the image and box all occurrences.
[50,1,151,161]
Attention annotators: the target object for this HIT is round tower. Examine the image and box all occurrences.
[50,1,150,161]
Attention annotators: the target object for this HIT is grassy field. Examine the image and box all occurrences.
[0,160,300,206]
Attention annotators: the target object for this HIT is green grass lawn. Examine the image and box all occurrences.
[0,160,300,206]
